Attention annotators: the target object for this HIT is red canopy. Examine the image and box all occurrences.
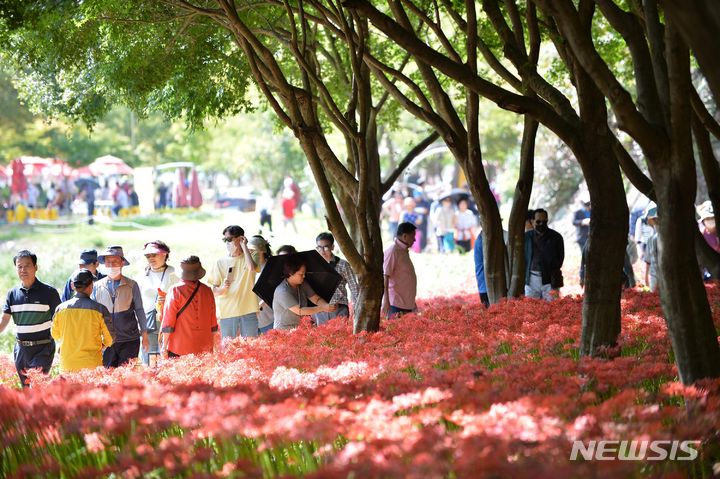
[88,155,134,176]
[10,158,28,198]
[174,167,189,207]
[189,168,203,208]
[48,158,78,178]
[16,156,52,178]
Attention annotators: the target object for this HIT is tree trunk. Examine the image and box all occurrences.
[579,143,627,356]
[651,21,720,383]
[507,116,537,297]
[656,187,720,382]
[693,113,720,245]
[695,228,720,278]
[353,265,385,333]
[461,148,506,303]
[575,68,627,356]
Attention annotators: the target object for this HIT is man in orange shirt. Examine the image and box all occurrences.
[160,256,218,357]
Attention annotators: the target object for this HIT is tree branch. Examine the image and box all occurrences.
[381,131,440,192]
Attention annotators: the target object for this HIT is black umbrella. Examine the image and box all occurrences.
[439,188,472,204]
[75,177,100,190]
[439,188,479,215]
[252,250,342,307]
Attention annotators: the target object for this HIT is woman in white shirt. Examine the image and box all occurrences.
[455,199,478,253]
[138,240,180,366]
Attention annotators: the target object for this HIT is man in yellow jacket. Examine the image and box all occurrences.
[51,270,113,372]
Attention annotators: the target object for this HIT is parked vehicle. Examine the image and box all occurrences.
[215,186,257,211]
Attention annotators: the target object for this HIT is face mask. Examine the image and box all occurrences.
[226,242,238,255]
[535,224,548,234]
[105,267,122,279]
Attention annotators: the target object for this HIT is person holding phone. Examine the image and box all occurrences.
[207,225,259,339]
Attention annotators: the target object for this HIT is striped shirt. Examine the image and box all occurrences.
[3,279,62,341]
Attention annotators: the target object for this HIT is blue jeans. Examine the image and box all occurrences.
[141,330,160,366]
[313,304,350,326]
[220,312,259,339]
[386,305,413,319]
[258,323,274,335]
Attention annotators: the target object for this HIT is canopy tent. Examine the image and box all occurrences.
[88,155,134,176]
[189,168,203,208]
[48,158,78,178]
[14,156,53,178]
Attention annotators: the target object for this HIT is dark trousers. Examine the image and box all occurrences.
[260,210,272,232]
[456,239,472,253]
[103,339,140,368]
[480,292,489,308]
[387,305,413,319]
[14,341,55,387]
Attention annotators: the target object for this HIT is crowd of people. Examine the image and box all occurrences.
[1,177,141,224]
[1,190,717,386]
[381,187,481,254]
[0,225,361,386]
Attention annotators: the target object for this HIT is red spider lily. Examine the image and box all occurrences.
[0,287,719,477]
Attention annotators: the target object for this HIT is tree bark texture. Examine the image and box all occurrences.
[650,21,720,383]
[507,116,537,297]
[575,66,627,356]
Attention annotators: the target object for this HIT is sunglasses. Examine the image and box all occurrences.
[222,237,236,243]
[316,245,332,251]
[534,220,547,225]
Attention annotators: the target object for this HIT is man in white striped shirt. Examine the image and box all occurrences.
[0,250,61,387]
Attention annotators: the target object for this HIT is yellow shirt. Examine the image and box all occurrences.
[51,294,113,373]
[207,255,259,319]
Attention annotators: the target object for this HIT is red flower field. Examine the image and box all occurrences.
[1,286,719,478]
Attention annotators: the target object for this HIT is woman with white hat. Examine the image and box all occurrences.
[138,240,179,366]
[697,201,718,253]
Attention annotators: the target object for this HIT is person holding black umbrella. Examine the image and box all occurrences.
[273,255,336,330]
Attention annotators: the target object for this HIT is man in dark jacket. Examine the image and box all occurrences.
[524,209,564,301]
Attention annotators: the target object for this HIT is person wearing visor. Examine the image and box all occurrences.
[93,245,148,368]
[52,270,113,373]
[138,240,179,366]
[524,208,565,301]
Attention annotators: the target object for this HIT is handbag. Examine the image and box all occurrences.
[176,282,201,319]
[145,268,167,332]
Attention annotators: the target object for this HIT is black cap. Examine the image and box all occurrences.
[79,249,98,265]
[71,269,95,288]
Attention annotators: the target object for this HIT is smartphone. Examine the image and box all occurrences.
[148,352,159,368]
[227,266,234,282]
